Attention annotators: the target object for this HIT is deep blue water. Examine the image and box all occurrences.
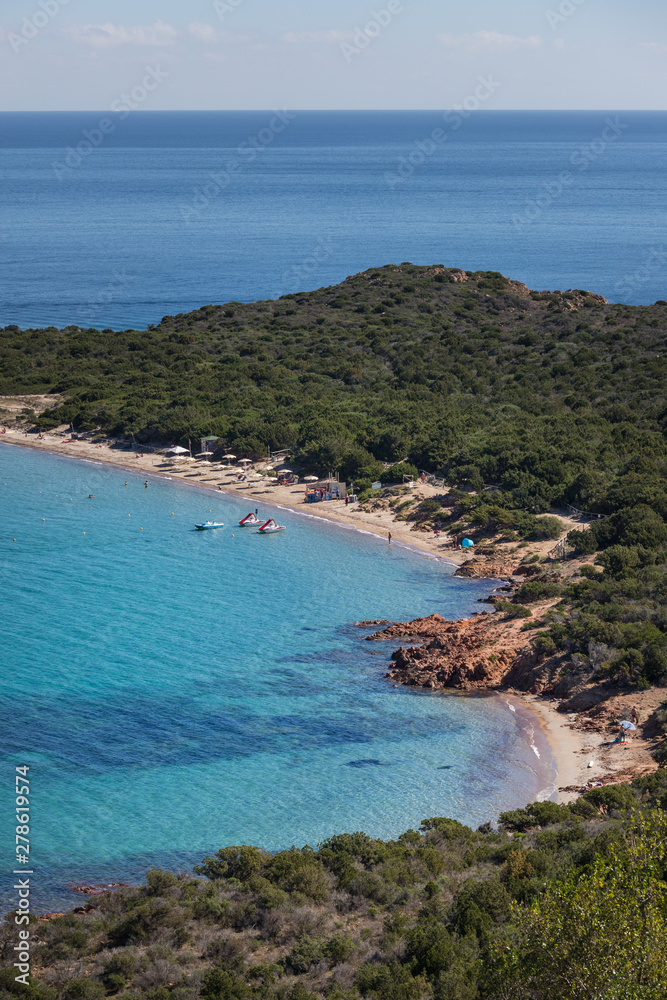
[1,110,666,330]
[0,444,552,912]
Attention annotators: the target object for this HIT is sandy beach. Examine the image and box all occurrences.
[0,419,580,566]
[1,421,659,805]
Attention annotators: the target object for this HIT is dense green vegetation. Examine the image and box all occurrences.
[4,777,667,1000]
[1,264,666,504]
[2,262,666,684]
[3,266,667,994]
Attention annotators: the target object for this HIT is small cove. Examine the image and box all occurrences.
[0,444,555,912]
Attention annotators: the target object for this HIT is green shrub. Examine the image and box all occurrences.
[324,933,357,966]
[529,516,563,541]
[581,784,639,813]
[594,504,667,550]
[145,869,178,895]
[420,817,476,842]
[102,952,137,988]
[101,973,126,993]
[499,801,571,831]
[356,962,427,1000]
[380,463,418,485]
[287,935,326,973]
[453,877,511,938]
[495,601,532,619]
[194,846,269,882]
[532,633,557,657]
[567,528,598,554]
[578,563,601,578]
[516,581,562,603]
[264,847,329,901]
[200,969,251,1000]
[60,981,105,1000]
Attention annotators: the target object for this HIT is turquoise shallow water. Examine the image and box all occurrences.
[0,444,553,912]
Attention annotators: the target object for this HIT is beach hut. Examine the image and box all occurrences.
[200,436,220,455]
[461,538,475,549]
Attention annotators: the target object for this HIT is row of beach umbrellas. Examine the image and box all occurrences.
[163,448,322,481]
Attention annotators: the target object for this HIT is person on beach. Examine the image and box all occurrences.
[631,706,639,725]
[388,532,392,545]
[144,481,148,488]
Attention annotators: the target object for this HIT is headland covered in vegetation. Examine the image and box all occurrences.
[2,262,666,693]
[2,264,667,996]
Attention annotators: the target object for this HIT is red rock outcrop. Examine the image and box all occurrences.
[367,613,528,692]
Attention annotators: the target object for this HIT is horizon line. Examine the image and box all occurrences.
[0,107,666,114]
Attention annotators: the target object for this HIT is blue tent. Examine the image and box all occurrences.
[461,538,475,549]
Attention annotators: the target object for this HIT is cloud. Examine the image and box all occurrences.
[641,42,667,55]
[188,22,219,43]
[438,31,543,53]
[282,30,356,44]
[61,21,179,48]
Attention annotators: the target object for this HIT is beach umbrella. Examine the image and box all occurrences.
[223,454,236,459]
[195,452,213,459]
[304,475,319,482]
[239,458,252,465]
[619,720,637,730]
[165,445,189,455]
[280,468,293,474]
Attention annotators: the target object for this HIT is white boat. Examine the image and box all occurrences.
[257,518,286,533]
[195,521,225,531]
[239,512,262,526]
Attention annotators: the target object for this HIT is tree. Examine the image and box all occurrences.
[491,809,667,999]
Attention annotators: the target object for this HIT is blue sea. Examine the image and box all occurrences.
[1,110,666,330]
[0,444,552,913]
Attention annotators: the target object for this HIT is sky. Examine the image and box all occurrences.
[1,0,666,111]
